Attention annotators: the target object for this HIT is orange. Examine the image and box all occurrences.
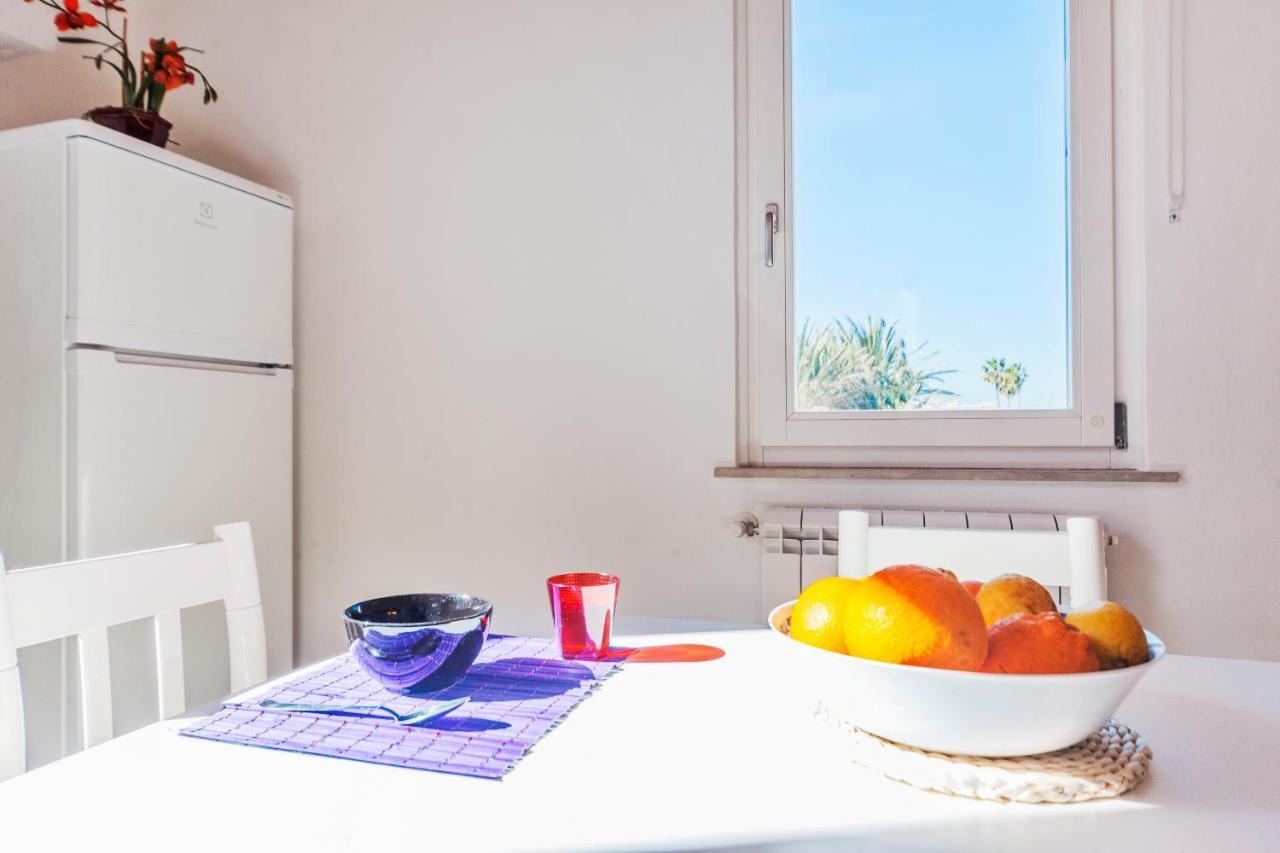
[789,576,862,654]
[1065,601,1149,670]
[841,565,987,671]
[960,580,983,597]
[975,573,1058,626]
[980,612,1099,674]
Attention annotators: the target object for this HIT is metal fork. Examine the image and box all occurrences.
[238,696,469,726]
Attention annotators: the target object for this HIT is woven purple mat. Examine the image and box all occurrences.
[180,635,622,779]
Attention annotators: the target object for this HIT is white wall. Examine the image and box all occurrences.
[0,27,116,120]
[2,0,1277,663]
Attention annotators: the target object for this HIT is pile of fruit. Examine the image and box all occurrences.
[789,566,1150,674]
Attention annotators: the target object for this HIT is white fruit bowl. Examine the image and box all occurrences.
[769,600,1164,757]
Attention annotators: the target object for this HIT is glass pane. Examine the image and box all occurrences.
[792,0,1070,412]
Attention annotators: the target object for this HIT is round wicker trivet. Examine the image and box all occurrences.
[816,705,1153,804]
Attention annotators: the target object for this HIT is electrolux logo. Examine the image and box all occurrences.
[194,201,218,230]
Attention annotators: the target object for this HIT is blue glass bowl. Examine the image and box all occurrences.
[343,593,492,694]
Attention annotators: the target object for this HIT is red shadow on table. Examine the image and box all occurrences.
[601,644,726,663]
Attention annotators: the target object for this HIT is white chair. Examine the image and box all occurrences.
[0,521,267,782]
[836,511,1108,606]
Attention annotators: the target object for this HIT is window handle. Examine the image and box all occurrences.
[764,203,780,268]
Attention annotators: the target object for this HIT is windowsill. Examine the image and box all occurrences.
[713,466,1180,483]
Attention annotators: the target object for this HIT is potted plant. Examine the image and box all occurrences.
[18,0,217,147]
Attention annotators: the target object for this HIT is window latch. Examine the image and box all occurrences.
[764,203,780,268]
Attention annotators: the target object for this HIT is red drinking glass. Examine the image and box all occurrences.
[547,572,619,660]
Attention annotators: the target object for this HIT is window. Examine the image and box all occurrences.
[739,0,1115,456]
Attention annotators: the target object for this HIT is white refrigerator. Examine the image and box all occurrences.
[0,120,293,764]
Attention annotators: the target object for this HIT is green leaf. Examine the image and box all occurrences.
[795,315,953,411]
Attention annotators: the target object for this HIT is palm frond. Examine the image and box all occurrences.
[796,316,953,411]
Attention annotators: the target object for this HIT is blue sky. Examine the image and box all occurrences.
[792,0,1069,409]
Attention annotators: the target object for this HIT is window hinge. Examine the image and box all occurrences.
[1114,402,1128,450]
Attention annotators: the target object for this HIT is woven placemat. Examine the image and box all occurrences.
[181,635,622,779]
[817,705,1153,804]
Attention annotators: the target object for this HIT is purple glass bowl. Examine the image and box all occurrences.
[343,593,492,694]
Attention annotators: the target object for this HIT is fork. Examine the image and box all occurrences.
[238,696,469,726]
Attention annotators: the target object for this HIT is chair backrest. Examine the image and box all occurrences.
[0,521,267,781]
[836,510,1107,606]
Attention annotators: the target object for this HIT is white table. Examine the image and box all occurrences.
[1,629,1277,852]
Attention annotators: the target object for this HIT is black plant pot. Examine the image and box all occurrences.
[83,106,172,148]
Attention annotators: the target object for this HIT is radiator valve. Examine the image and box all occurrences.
[732,512,761,538]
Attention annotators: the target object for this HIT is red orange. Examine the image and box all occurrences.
[980,612,1100,674]
[842,565,987,671]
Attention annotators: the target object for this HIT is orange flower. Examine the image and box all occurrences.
[147,38,196,91]
[89,0,126,10]
[54,0,98,30]
[153,49,194,91]
[154,68,195,91]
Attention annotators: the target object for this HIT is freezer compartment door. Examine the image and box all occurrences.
[67,137,293,365]
[66,348,293,713]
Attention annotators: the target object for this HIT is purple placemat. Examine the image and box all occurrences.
[180,635,622,779]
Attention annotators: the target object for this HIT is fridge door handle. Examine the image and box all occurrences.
[112,351,279,376]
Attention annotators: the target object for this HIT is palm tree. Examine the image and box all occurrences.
[982,358,1029,408]
[981,357,1007,407]
[796,319,855,408]
[796,316,953,411]
[1000,362,1029,408]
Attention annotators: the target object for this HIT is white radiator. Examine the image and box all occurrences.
[759,507,1110,623]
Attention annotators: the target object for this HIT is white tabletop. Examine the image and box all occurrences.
[1,629,1277,853]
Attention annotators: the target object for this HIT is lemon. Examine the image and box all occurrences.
[975,573,1059,626]
[789,577,861,654]
[1065,601,1149,670]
